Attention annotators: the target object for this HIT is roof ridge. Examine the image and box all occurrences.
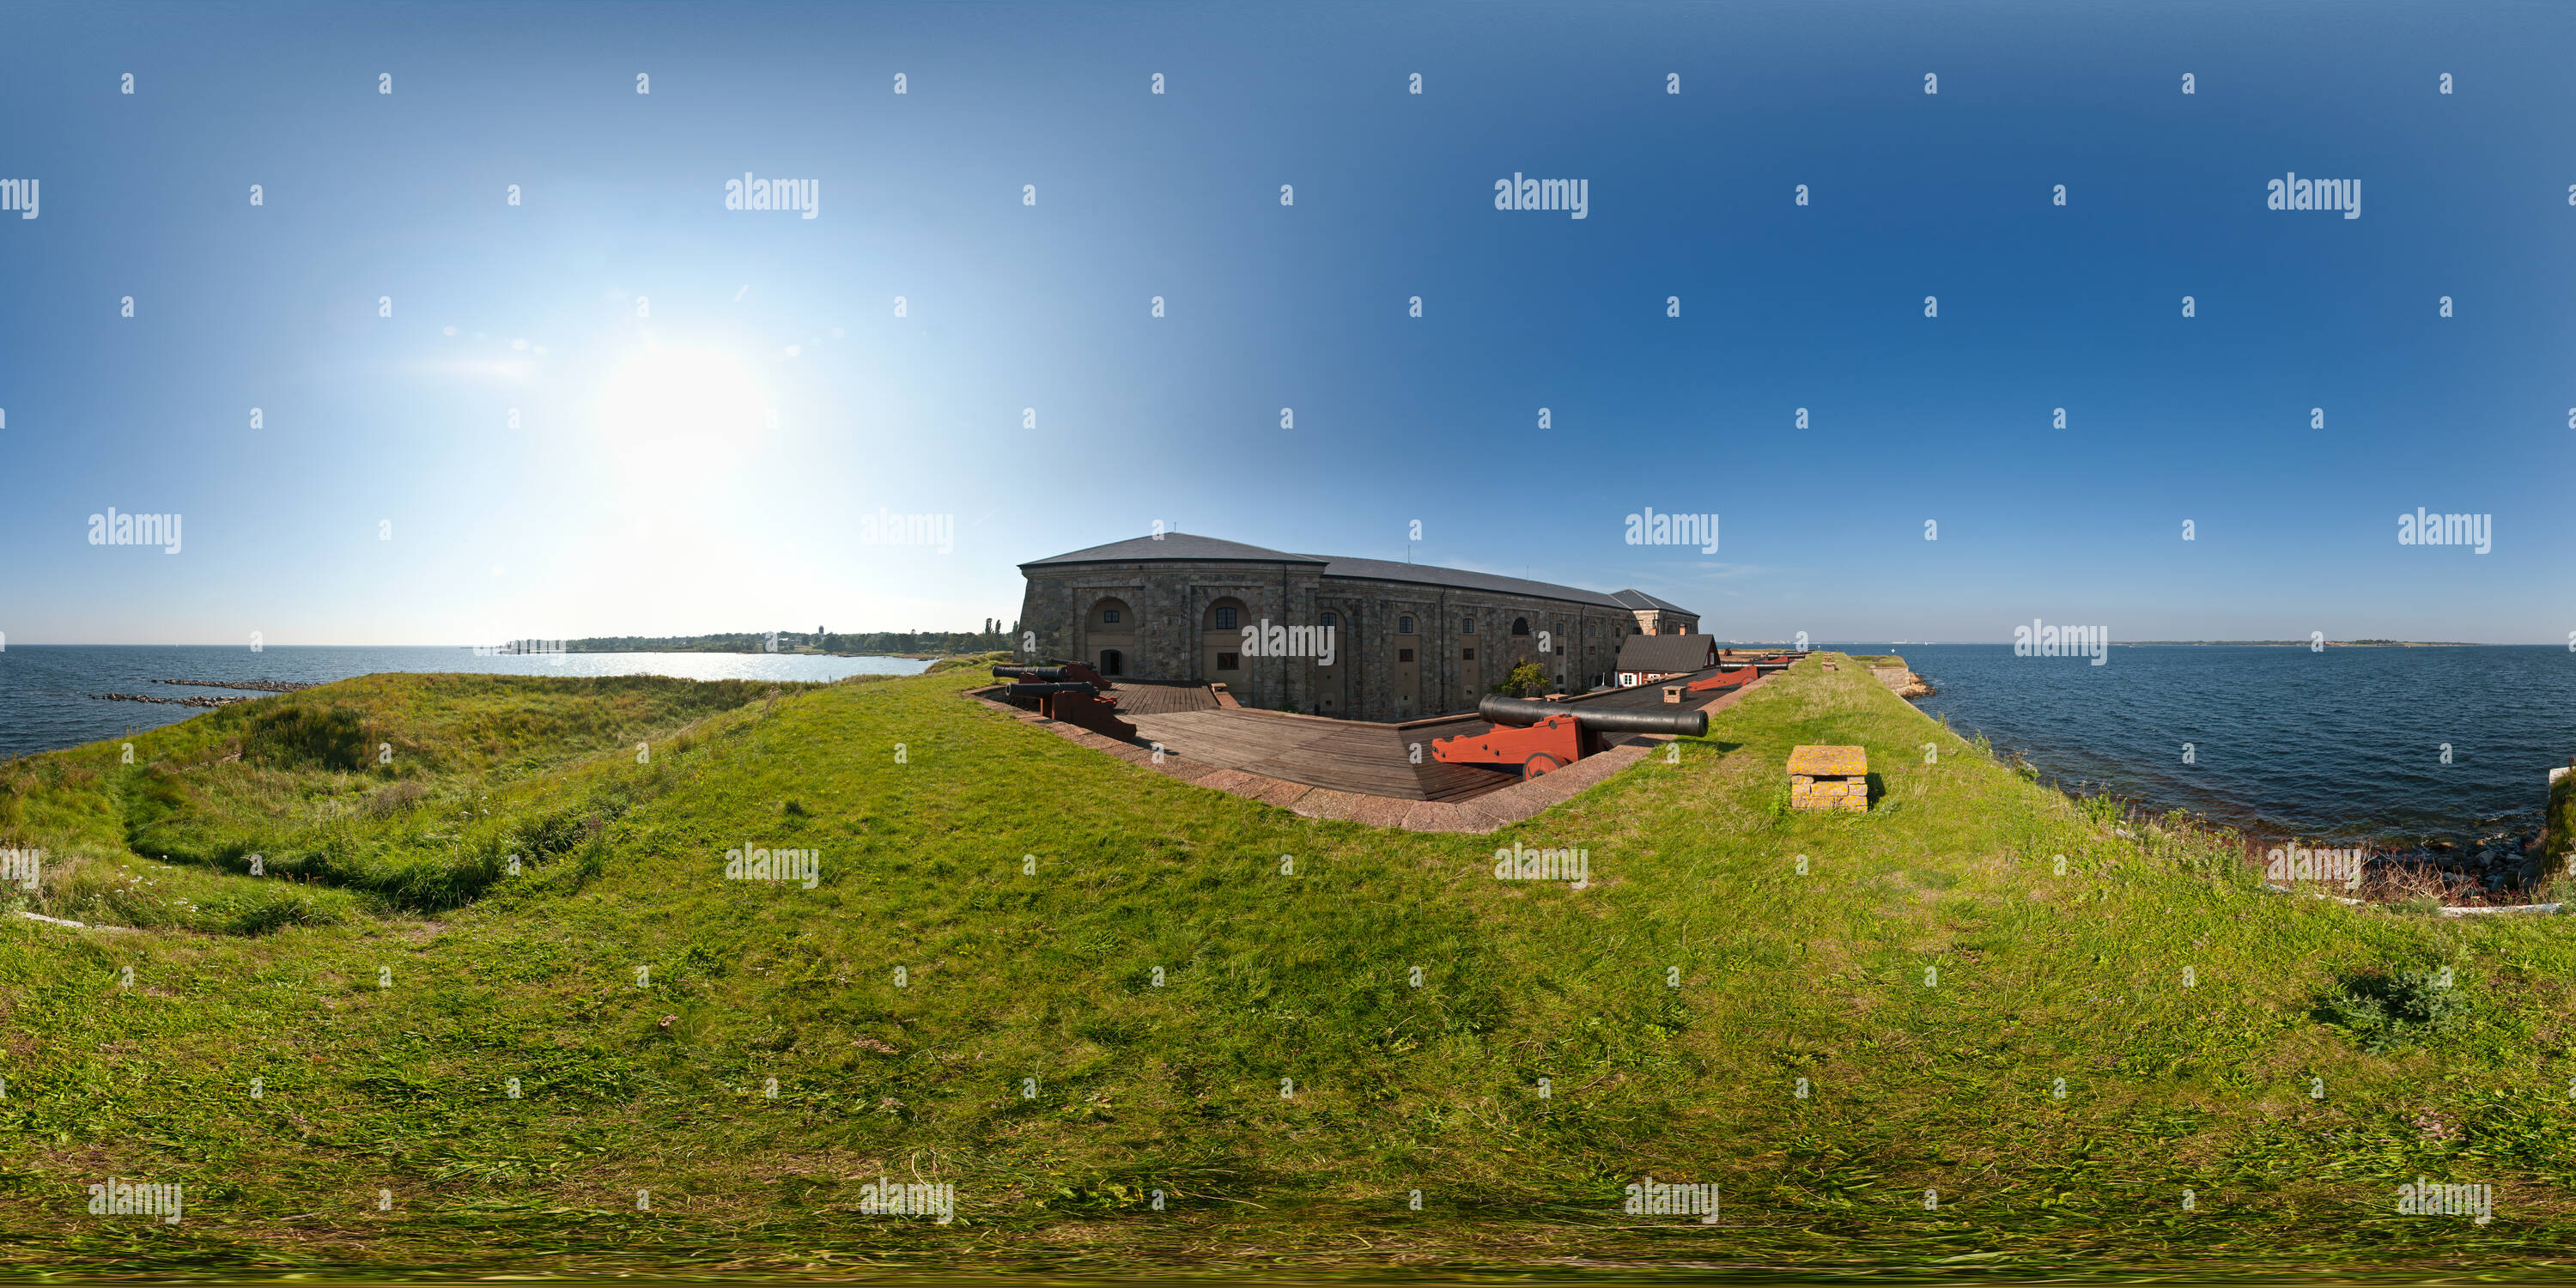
[1024,535,1698,619]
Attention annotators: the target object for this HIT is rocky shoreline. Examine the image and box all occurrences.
[90,678,319,709]
[92,691,248,708]
[152,678,315,693]
[2330,829,2554,906]
[1901,663,2557,908]
[1870,664,1936,699]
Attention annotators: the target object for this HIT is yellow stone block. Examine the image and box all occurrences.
[1787,744,1869,812]
[1787,745,1868,777]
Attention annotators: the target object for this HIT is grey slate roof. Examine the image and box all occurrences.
[1021,533,1324,568]
[1615,634,1721,674]
[1610,588,1696,616]
[1022,533,1690,615]
[1290,553,1627,610]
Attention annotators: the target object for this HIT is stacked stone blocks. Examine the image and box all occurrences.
[1789,744,1869,811]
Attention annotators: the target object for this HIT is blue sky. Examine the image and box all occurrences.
[3,0,2571,646]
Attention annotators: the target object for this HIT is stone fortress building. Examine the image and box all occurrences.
[1017,533,1700,722]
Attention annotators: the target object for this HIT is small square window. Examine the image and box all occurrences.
[1215,606,1237,629]
[1216,652,1241,671]
[1462,647,1476,660]
[1102,609,1121,624]
[1321,611,1338,628]
[1399,648,1415,663]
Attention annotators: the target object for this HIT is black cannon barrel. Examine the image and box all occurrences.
[993,665,1079,682]
[1005,682,1101,698]
[1475,695,1706,738]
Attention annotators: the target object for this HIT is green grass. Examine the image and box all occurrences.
[3,674,808,927]
[2,657,2573,1279]
[924,649,1015,675]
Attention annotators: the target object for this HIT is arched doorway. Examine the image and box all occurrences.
[1087,597,1137,678]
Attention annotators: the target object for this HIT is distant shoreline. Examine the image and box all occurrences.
[504,647,951,659]
[2114,640,2478,647]
[1826,641,2490,648]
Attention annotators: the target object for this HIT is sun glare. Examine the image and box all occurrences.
[595,347,769,501]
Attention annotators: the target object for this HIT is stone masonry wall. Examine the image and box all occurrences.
[1018,561,1644,722]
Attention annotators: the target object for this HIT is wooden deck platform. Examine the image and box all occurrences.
[1108,680,1219,716]
[1123,668,1761,802]
[965,661,1777,829]
[1127,707,1518,801]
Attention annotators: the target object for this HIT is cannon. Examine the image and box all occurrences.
[1005,683,1135,738]
[1430,695,1707,780]
[1684,665,1760,695]
[995,680,1085,713]
[1002,682,1099,698]
[991,661,1110,690]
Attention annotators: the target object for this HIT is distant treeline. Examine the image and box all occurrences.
[566,623,1017,657]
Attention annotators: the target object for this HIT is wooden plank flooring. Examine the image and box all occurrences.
[1109,681,1219,716]
[1126,708,1517,801]
[1116,666,1760,803]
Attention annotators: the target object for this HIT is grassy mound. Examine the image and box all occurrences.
[925,649,1014,674]
[2,674,803,926]
[1,659,2572,1278]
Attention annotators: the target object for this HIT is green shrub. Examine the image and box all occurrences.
[2317,967,2469,1053]
[515,808,592,861]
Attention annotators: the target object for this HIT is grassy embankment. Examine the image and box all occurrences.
[2,655,2573,1278]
